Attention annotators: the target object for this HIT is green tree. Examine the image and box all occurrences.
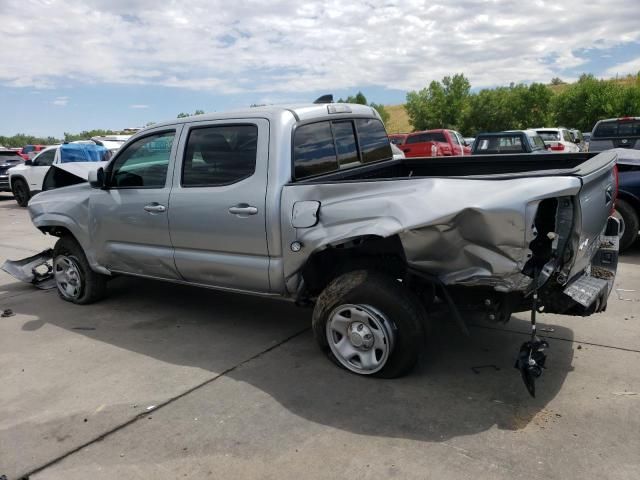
[406,74,470,131]
[370,102,390,123]
[0,134,60,148]
[552,74,625,131]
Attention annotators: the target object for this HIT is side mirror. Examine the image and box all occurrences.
[88,167,106,189]
[24,160,33,166]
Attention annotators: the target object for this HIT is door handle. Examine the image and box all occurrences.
[228,204,258,216]
[144,203,166,213]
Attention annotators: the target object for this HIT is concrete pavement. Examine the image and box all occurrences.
[0,193,638,479]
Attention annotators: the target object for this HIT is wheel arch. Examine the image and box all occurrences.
[300,234,408,296]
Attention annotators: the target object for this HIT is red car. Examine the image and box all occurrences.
[399,129,471,157]
[18,144,47,161]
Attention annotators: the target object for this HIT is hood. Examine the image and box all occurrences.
[42,161,108,191]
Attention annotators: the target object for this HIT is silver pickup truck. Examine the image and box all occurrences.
[25,103,620,383]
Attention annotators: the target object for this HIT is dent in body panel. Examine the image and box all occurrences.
[281,176,582,293]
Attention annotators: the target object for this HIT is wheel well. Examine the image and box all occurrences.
[301,235,407,295]
[10,175,27,189]
[38,225,75,240]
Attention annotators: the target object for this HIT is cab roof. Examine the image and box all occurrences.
[142,103,381,132]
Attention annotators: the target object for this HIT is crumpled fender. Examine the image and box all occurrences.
[281,175,582,293]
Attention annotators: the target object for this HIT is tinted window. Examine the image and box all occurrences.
[22,146,34,154]
[593,120,640,138]
[294,122,338,179]
[355,118,392,163]
[332,121,359,168]
[182,125,257,187]
[110,131,174,188]
[33,149,55,166]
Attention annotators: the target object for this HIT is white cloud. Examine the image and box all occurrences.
[605,57,640,77]
[129,104,149,109]
[0,0,638,95]
[52,96,69,106]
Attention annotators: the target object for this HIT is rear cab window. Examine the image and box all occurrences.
[406,132,447,144]
[593,119,640,138]
[293,117,391,179]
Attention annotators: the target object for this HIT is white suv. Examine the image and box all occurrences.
[534,128,580,152]
[9,142,110,207]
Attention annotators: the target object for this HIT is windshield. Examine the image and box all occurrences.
[537,131,560,141]
[59,144,110,163]
[593,120,640,138]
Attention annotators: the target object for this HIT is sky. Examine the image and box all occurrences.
[1,0,639,138]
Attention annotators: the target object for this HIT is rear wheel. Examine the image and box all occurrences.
[615,199,639,252]
[53,236,107,304]
[312,270,426,378]
[11,178,30,207]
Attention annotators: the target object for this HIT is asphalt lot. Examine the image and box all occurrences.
[0,192,639,480]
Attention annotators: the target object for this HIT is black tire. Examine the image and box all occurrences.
[615,199,639,252]
[11,178,30,207]
[53,236,107,304]
[312,270,426,378]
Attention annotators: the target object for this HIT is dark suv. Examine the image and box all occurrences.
[0,149,24,191]
[589,117,640,153]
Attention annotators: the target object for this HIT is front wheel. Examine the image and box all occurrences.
[53,236,107,304]
[312,270,426,378]
[11,178,30,207]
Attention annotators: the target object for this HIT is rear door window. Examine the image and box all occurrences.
[182,125,257,187]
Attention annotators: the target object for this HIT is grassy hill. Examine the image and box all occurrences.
[384,104,412,133]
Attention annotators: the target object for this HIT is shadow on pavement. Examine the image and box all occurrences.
[10,274,574,445]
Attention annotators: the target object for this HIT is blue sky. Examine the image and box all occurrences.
[1,0,639,138]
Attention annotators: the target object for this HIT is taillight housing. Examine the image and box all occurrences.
[550,142,565,151]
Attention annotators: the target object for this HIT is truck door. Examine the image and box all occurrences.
[168,119,270,292]
[89,128,181,279]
